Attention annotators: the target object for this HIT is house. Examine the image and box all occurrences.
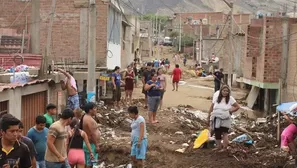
[243,17,297,113]
[121,15,140,68]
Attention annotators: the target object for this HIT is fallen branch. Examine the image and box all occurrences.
[233,125,255,136]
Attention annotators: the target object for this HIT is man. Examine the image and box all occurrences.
[56,68,79,110]
[213,68,224,92]
[45,108,74,168]
[171,64,182,91]
[80,103,100,168]
[142,62,155,109]
[18,122,37,168]
[44,103,57,128]
[0,114,32,168]
[27,116,48,168]
[153,58,160,68]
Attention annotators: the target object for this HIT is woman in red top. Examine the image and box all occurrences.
[171,64,182,91]
[124,65,135,105]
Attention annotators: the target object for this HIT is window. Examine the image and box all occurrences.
[107,7,121,45]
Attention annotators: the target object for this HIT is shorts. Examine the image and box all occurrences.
[113,86,121,102]
[131,136,148,160]
[160,90,165,100]
[172,79,180,83]
[68,148,85,165]
[83,142,99,166]
[67,94,80,110]
[148,96,161,112]
[214,127,229,140]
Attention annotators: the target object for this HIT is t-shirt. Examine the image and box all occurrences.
[0,139,32,168]
[146,80,161,97]
[212,91,236,114]
[154,60,160,68]
[172,68,182,81]
[131,116,147,138]
[45,120,68,162]
[44,113,54,128]
[20,136,37,159]
[214,71,224,83]
[112,72,121,86]
[27,127,49,161]
[143,69,155,83]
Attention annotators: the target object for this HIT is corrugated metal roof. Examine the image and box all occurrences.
[0,79,52,92]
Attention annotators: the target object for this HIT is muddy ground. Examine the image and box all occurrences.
[94,47,292,168]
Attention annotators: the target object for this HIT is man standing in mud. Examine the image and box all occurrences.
[80,102,100,168]
[56,68,80,110]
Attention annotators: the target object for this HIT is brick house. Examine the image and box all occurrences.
[244,17,297,113]
[0,0,125,70]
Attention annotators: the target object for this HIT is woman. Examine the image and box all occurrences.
[124,65,135,105]
[157,68,167,110]
[128,106,147,168]
[67,119,94,168]
[171,64,182,91]
[207,85,240,151]
[145,73,163,124]
[164,58,170,72]
[112,66,123,109]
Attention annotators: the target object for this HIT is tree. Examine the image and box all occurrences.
[181,35,194,47]
[169,31,179,38]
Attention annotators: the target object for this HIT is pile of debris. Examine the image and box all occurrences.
[169,105,291,167]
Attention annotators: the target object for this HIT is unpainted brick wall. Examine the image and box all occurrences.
[0,0,32,33]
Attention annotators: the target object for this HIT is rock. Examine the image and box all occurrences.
[175,131,184,135]
[182,143,189,147]
[96,113,103,118]
[185,119,192,124]
[191,134,198,138]
[169,141,175,144]
[175,148,186,153]
[171,107,180,113]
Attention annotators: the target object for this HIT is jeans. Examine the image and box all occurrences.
[45,159,71,168]
[214,81,221,92]
[37,161,46,168]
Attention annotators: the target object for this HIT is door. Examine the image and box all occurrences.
[0,101,8,117]
[21,91,47,133]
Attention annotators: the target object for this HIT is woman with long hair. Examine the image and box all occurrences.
[157,68,167,110]
[67,119,94,168]
[124,65,135,105]
[144,73,163,124]
[112,66,122,109]
[207,85,240,151]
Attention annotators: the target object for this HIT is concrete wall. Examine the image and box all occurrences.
[285,24,297,102]
[0,83,49,119]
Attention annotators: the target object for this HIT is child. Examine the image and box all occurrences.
[281,112,297,155]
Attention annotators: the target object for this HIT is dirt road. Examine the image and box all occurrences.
[96,46,288,168]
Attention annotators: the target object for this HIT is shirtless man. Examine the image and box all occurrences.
[56,68,79,110]
[80,102,100,168]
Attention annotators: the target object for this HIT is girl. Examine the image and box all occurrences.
[145,73,163,124]
[208,85,240,151]
[124,65,135,105]
[67,119,94,168]
[128,106,147,168]
[157,68,167,110]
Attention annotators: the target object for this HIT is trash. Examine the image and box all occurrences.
[175,131,184,135]
[193,129,209,149]
[182,143,189,147]
[256,118,267,124]
[126,163,132,168]
[175,148,186,153]
[232,134,252,143]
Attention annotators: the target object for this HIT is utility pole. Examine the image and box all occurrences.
[223,0,233,86]
[31,0,40,54]
[199,19,203,65]
[157,18,161,59]
[149,18,152,58]
[179,14,182,52]
[45,0,56,76]
[87,0,97,102]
